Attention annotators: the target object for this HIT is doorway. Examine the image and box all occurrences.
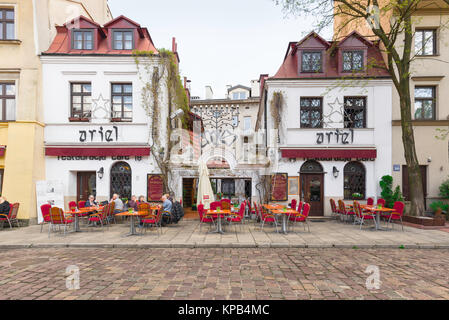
[77,172,96,203]
[110,162,132,200]
[300,161,324,216]
[182,178,196,208]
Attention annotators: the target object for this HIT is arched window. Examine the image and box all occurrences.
[300,160,323,173]
[110,162,132,200]
[344,162,365,199]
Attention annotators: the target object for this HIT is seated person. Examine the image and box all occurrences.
[160,195,173,226]
[85,195,98,207]
[110,194,124,214]
[0,196,11,217]
[127,195,138,211]
[138,195,147,204]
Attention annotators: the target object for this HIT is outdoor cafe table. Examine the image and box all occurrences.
[206,209,232,234]
[115,211,151,236]
[64,206,103,232]
[271,209,299,234]
[361,205,396,231]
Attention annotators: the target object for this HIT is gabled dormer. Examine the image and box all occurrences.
[297,31,330,75]
[104,15,143,51]
[337,31,373,73]
[65,15,104,52]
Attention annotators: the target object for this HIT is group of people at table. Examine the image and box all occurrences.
[198,199,311,234]
[42,193,176,237]
[330,198,405,231]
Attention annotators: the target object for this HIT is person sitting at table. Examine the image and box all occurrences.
[110,194,124,214]
[127,195,138,211]
[0,196,11,217]
[138,195,147,204]
[85,195,98,207]
[160,195,173,226]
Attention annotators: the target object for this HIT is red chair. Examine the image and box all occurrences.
[226,202,245,231]
[329,199,338,217]
[141,208,163,235]
[338,199,355,223]
[253,202,262,222]
[289,203,310,233]
[367,197,374,206]
[48,207,73,237]
[259,204,278,232]
[40,204,52,233]
[0,203,20,229]
[210,201,221,210]
[382,201,405,231]
[68,201,77,211]
[78,201,86,209]
[87,204,109,231]
[198,203,215,231]
[291,199,297,211]
[354,201,377,230]
[377,198,386,207]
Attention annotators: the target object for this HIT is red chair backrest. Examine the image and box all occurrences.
[50,207,66,224]
[210,201,220,210]
[298,201,303,213]
[367,197,374,206]
[238,202,245,217]
[302,203,311,218]
[353,201,362,218]
[68,201,77,210]
[377,198,386,207]
[198,204,204,219]
[291,199,297,211]
[41,204,52,222]
[338,200,346,214]
[9,203,19,220]
[393,201,405,216]
[78,201,86,208]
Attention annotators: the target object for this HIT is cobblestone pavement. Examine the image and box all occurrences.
[1,248,449,300]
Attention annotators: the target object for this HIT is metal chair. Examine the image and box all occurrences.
[289,203,310,233]
[40,204,52,233]
[382,201,405,231]
[0,203,20,229]
[48,207,73,238]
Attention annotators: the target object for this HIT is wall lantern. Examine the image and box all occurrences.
[97,167,104,179]
[289,158,296,163]
[332,166,339,178]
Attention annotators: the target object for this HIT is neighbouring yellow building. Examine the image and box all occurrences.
[0,0,112,224]
[334,1,449,209]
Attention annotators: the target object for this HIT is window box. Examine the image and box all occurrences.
[68,117,90,122]
[111,118,132,123]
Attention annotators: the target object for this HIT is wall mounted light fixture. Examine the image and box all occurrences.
[333,166,339,178]
[97,167,104,179]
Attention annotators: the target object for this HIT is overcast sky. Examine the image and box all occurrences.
[108,0,332,99]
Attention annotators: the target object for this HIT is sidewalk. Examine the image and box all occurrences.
[0,218,448,249]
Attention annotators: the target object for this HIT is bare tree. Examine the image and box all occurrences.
[274,0,449,216]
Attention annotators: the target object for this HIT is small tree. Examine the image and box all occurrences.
[380,175,403,208]
[439,178,449,199]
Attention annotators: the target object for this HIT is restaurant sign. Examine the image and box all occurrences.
[147,174,164,202]
[271,173,288,202]
[316,129,354,145]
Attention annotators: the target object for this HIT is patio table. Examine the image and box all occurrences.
[207,209,231,234]
[115,211,151,236]
[361,205,396,231]
[271,209,299,234]
[65,206,104,232]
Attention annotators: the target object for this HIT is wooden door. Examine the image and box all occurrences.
[77,172,96,203]
[301,174,324,216]
[402,165,427,207]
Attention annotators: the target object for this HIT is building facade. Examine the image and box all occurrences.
[41,15,173,208]
[334,1,449,209]
[0,0,111,223]
[258,32,393,216]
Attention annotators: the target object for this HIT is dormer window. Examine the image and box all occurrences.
[72,30,93,50]
[301,51,322,72]
[112,30,133,50]
[342,51,364,72]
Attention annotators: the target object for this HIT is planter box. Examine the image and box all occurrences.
[402,215,446,227]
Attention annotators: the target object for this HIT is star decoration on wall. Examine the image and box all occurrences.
[91,94,111,120]
[322,97,344,127]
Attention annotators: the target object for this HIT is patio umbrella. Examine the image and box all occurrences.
[197,161,215,210]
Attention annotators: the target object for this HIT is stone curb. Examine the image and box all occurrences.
[0,243,449,249]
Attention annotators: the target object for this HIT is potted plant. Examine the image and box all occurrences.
[379,175,403,208]
[429,201,449,220]
[352,192,363,200]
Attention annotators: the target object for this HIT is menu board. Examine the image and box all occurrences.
[36,180,65,224]
[271,173,288,201]
[147,174,164,202]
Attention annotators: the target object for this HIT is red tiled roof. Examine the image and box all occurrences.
[272,32,390,80]
[44,15,158,55]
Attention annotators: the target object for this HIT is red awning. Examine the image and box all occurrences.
[0,146,5,157]
[45,146,150,157]
[281,148,377,159]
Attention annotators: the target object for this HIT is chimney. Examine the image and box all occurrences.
[225,85,232,99]
[250,80,260,97]
[205,86,213,100]
[172,37,176,53]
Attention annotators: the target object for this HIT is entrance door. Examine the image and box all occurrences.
[182,178,195,208]
[402,165,427,207]
[301,174,324,216]
[77,172,96,203]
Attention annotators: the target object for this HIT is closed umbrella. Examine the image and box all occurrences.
[197,161,215,209]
